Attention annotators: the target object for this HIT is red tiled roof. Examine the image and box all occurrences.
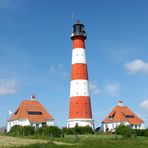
[102,105,143,125]
[8,100,54,123]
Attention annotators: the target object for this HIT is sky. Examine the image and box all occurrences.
[0,0,148,128]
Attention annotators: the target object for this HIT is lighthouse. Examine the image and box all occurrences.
[67,20,94,129]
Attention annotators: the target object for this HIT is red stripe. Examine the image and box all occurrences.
[69,96,92,119]
[72,37,85,49]
[71,63,88,80]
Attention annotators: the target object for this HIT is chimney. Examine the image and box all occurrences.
[8,110,13,117]
[117,100,123,106]
[31,95,36,101]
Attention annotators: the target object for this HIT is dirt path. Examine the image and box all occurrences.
[0,135,47,147]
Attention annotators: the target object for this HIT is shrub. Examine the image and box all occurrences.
[62,127,74,135]
[132,129,148,137]
[134,129,145,136]
[63,126,94,135]
[9,125,35,136]
[144,129,148,137]
[83,125,95,134]
[23,126,35,136]
[116,125,132,138]
[9,125,24,136]
[37,126,63,137]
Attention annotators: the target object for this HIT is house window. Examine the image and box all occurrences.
[36,124,39,129]
[15,109,19,115]
[105,124,108,129]
[112,124,114,129]
[130,124,133,128]
[75,123,78,126]
[42,123,46,127]
[105,124,109,132]
[68,124,70,128]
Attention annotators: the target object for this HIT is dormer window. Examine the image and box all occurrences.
[28,111,42,115]
[109,116,113,120]
[125,115,135,118]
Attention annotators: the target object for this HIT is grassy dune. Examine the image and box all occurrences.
[0,134,148,148]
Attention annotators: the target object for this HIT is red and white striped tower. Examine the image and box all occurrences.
[67,20,94,129]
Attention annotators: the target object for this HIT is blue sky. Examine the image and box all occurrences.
[0,0,148,128]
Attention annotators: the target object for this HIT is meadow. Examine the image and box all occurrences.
[0,134,148,148]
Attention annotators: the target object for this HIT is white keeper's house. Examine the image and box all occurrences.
[101,100,144,132]
[7,95,54,132]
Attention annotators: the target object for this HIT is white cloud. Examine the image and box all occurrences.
[0,0,24,10]
[49,66,56,75]
[0,0,17,11]
[105,83,120,97]
[124,59,148,74]
[49,64,69,78]
[0,78,20,95]
[89,82,101,95]
[140,100,148,109]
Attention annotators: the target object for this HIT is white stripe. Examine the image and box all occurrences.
[70,80,89,97]
[72,48,86,64]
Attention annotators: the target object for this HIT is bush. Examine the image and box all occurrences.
[144,129,148,137]
[23,126,35,136]
[37,126,63,137]
[116,125,132,138]
[134,129,145,136]
[133,129,148,137]
[9,125,35,136]
[63,126,94,135]
[62,127,75,135]
[9,125,24,136]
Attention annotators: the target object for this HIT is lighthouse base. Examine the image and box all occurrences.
[67,118,94,129]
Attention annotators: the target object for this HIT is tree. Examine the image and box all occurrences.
[116,125,132,138]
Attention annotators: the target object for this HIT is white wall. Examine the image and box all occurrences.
[7,119,30,132]
[67,118,94,129]
[102,122,120,132]
[7,119,54,132]
[46,120,54,126]
[102,121,145,132]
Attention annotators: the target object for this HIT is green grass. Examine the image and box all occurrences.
[11,134,148,148]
